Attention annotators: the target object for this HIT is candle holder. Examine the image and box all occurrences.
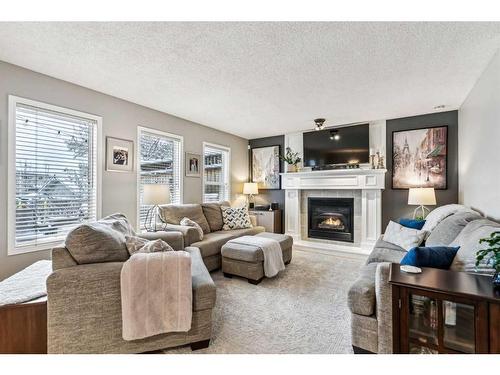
[377,154,385,169]
[370,154,377,169]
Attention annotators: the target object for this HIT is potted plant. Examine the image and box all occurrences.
[280,147,302,172]
[476,231,500,288]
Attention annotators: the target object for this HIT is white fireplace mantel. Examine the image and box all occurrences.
[280,169,387,255]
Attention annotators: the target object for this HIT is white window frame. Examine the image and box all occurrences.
[7,95,102,255]
[136,126,184,232]
[202,142,231,203]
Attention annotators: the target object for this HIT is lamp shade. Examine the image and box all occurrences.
[243,182,258,195]
[408,187,436,206]
[143,184,171,205]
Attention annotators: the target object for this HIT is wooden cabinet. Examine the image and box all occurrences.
[249,209,282,233]
[389,263,499,354]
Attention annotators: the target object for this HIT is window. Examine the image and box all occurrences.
[8,96,101,254]
[138,127,183,230]
[203,142,230,202]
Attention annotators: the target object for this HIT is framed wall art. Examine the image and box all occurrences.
[392,126,448,189]
[106,136,134,172]
[251,145,281,190]
[185,152,201,177]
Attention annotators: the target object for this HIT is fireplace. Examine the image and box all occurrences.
[308,197,354,242]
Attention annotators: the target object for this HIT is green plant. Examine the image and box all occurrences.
[280,147,301,166]
[476,231,500,273]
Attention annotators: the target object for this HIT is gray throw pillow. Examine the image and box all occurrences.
[125,235,174,255]
[180,217,204,241]
[65,213,134,264]
[221,206,252,230]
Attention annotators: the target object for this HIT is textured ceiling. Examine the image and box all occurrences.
[0,22,499,139]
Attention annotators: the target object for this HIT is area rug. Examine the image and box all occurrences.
[164,249,364,354]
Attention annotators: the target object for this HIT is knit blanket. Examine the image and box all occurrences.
[228,235,285,277]
[120,251,192,341]
[0,260,52,306]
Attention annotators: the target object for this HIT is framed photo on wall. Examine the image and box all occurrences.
[251,145,281,190]
[185,152,201,177]
[106,136,134,172]
[392,125,448,189]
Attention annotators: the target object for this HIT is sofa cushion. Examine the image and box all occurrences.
[180,217,204,242]
[159,204,211,234]
[65,213,132,264]
[450,219,500,274]
[348,263,378,316]
[366,237,407,264]
[426,211,482,247]
[201,201,230,232]
[191,226,265,258]
[422,204,473,236]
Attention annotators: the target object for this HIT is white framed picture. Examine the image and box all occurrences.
[185,152,201,177]
[106,136,134,172]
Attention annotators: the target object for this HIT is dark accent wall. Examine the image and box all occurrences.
[382,111,459,227]
[248,135,285,233]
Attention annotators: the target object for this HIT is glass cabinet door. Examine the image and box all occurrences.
[443,301,475,353]
[409,294,438,347]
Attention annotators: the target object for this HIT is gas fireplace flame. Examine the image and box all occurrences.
[318,217,345,230]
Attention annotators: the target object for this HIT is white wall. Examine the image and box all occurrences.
[459,48,500,220]
[0,61,249,279]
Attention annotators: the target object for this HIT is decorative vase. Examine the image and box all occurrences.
[287,164,298,173]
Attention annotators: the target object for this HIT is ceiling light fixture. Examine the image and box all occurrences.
[329,129,340,141]
[314,118,326,131]
[434,104,446,110]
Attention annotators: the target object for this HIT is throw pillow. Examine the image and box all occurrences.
[399,218,426,230]
[382,220,427,250]
[421,204,474,235]
[221,206,252,230]
[400,246,460,270]
[201,201,230,232]
[180,217,204,241]
[125,235,174,255]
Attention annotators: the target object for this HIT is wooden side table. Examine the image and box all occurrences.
[389,263,499,354]
[0,296,47,354]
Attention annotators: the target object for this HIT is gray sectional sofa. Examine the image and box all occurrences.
[348,207,499,354]
[48,230,216,354]
[158,201,265,271]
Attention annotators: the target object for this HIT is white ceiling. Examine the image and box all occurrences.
[0,22,499,139]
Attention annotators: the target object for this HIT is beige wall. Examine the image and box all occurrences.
[459,48,500,221]
[0,61,249,279]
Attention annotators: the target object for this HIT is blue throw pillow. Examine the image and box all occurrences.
[399,218,426,230]
[400,246,460,270]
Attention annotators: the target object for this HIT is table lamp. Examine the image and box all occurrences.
[408,187,436,219]
[243,182,258,209]
[143,184,171,231]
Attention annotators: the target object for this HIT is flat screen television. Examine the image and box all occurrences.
[303,123,370,168]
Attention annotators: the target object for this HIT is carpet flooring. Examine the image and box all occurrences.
[164,249,364,354]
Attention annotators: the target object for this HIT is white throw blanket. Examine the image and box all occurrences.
[0,260,52,306]
[120,251,192,341]
[228,235,285,277]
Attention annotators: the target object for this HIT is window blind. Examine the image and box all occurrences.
[139,129,182,230]
[203,144,230,203]
[14,102,98,250]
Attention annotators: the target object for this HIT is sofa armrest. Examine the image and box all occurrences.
[184,246,216,311]
[161,224,201,246]
[46,262,124,353]
[375,262,393,354]
[138,230,184,250]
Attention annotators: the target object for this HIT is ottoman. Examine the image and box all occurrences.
[221,232,293,285]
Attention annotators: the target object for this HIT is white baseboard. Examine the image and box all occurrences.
[293,239,369,260]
